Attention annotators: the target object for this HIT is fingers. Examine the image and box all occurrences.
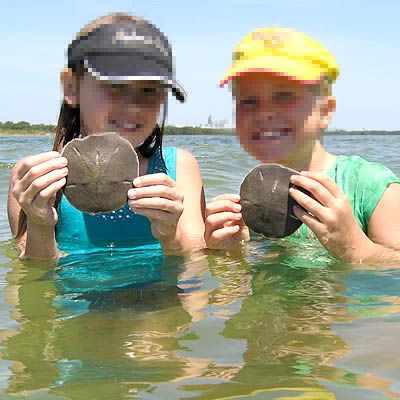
[206,197,242,217]
[205,210,243,230]
[128,185,183,202]
[289,186,328,222]
[207,224,241,244]
[131,207,172,221]
[293,205,324,234]
[14,152,64,180]
[291,171,345,203]
[211,193,241,203]
[15,156,68,195]
[129,197,183,214]
[133,173,175,188]
[290,173,333,207]
[17,167,68,207]
[33,177,67,209]
[205,208,244,244]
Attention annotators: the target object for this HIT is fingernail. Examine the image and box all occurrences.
[233,203,242,212]
[300,171,308,175]
[61,167,68,175]
[60,157,68,166]
[133,177,141,186]
[128,189,136,199]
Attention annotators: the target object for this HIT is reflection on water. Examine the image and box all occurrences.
[0,135,400,398]
[0,238,399,399]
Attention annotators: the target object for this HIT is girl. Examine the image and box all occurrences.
[205,28,400,265]
[8,13,205,259]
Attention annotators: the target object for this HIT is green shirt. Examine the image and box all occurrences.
[291,155,400,240]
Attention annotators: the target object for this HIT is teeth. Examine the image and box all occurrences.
[262,131,281,138]
[124,123,136,129]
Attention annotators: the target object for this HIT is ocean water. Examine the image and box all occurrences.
[0,134,399,399]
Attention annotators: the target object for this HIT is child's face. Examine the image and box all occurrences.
[234,74,334,165]
[68,72,165,147]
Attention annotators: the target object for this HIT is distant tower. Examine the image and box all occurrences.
[207,115,212,127]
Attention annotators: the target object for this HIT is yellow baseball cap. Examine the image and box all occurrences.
[220,27,339,87]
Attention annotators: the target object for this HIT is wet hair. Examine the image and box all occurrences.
[15,13,168,239]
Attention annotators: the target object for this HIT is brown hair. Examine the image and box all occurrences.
[16,13,167,238]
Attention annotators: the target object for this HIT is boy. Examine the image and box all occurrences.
[205,28,400,264]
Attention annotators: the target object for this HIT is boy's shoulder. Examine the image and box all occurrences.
[334,154,399,183]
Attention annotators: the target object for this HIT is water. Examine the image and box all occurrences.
[0,134,399,399]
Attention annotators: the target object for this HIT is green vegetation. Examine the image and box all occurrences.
[0,121,55,134]
[0,121,399,136]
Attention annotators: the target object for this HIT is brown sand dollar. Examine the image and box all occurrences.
[61,132,139,213]
[240,164,306,238]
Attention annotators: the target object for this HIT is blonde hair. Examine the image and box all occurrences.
[230,74,333,97]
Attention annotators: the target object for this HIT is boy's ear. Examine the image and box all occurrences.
[61,68,79,107]
[319,96,336,129]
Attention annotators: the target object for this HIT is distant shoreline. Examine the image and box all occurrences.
[1,128,400,136]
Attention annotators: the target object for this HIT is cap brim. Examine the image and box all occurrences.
[220,56,326,87]
[84,55,186,103]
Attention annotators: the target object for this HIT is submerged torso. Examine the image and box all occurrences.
[56,146,177,254]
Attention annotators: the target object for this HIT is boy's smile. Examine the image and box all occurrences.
[234,74,334,168]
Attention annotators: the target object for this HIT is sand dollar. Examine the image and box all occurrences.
[61,132,139,213]
[240,163,306,238]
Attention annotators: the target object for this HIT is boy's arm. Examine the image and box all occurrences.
[360,183,400,266]
[205,194,250,250]
[290,172,400,267]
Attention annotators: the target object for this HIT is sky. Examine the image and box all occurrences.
[0,0,399,130]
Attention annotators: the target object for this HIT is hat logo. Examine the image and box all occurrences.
[114,28,139,43]
[252,30,290,49]
[113,28,169,57]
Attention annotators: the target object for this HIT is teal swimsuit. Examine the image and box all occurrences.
[56,146,177,254]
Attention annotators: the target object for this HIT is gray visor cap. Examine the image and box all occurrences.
[68,21,186,102]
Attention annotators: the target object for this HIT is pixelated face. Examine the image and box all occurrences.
[76,72,165,147]
[234,74,333,165]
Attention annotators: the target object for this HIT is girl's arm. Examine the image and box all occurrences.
[171,148,205,251]
[128,149,205,255]
[8,152,68,260]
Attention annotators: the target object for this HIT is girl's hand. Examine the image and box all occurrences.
[127,173,184,242]
[205,194,250,250]
[11,152,68,228]
[289,171,371,262]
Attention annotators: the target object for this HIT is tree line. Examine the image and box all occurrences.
[0,121,399,135]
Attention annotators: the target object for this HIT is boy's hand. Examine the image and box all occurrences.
[289,171,370,262]
[128,173,184,242]
[11,152,68,228]
[205,194,250,250]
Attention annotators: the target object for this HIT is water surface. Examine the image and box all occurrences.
[0,134,399,399]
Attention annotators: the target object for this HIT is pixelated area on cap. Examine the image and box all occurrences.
[220,27,339,87]
[68,20,186,102]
